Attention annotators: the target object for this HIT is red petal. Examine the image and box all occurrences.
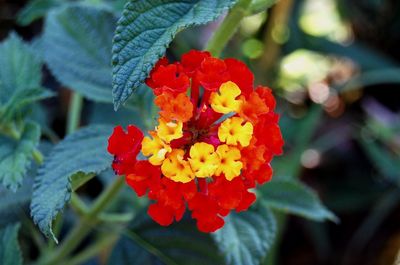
[148,203,174,226]
[181,50,211,76]
[225,58,254,96]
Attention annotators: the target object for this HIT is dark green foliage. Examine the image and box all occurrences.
[30,125,113,242]
[112,0,238,108]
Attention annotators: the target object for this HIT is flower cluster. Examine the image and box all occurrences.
[108,50,284,232]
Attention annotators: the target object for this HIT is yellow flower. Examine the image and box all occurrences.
[156,118,183,143]
[188,142,220,178]
[210,81,242,114]
[215,145,243,181]
[141,131,172,166]
[218,117,253,147]
[161,149,194,183]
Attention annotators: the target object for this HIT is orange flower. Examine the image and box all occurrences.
[155,92,193,122]
[238,91,269,125]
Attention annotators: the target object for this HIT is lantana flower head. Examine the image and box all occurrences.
[108,50,284,232]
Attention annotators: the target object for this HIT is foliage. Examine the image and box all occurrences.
[30,125,113,242]
[0,223,22,265]
[42,4,117,102]
[112,0,238,108]
[260,177,338,222]
[1,0,398,264]
[0,122,40,191]
[109,213,223,265]
[213,208,276,265]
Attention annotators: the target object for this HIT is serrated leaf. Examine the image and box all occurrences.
[16,0,62,26]
[0,33,50,121]
[0,223,22,265]
[43,5,117,102]
[0,173,33,228]
[0,121,40,191]
[108,213,223,265]
[112,0,238,109]
[0,142,51,228]
[212,208,276,265]
[0,88,54,124]
[260,178,338,222]
[30,125,113,242]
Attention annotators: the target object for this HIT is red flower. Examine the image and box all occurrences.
[225,58,254,96]
[196,57,230,91]
[108,125,143,175]
[108,50,284,233]
[181,50,211,76]
[125,160,160,196]
[188,193,225,232]
[147,63,190,95]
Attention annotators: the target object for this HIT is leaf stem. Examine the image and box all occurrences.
[205,0,252,57]
[23,216,46,254]
[124,230,179,265]
[43,176,125,265]
[70,193,89,216]
[66,92,83,134]
[258,0,294,73]
[63,234,119,265]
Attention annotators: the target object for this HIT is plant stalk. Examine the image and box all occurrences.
[43,176,125,265]
[205,0,252,57]
[66,93,83,135]
[62,234,119,265]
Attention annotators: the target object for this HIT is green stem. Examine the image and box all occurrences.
[259,0,294,75]
[66,93,83,134]
[23,216,46,254]
[43,177,125,265]
[98,212,134,223]
[205,0,252,57]
[70,194,89,216]
[124,230,178,265]
[63,234,119,265]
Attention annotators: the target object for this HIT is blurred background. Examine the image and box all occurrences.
[1,0,400,264]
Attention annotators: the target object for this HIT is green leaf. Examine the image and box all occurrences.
[0,33,42,104]
[293,33,398,71]
[0,173,33,228]
[43,5,117,102]
[108,214,223,265]
[260,178,338,222]
[0,121,41,191]
[338,68,400,93]
[0,33,50,121]
[212,208,276,265]
[0,88,54,124]
[16,0,62,26]
[0,142,51,228]
[358,135,400,186]
[112,0,238,109]
[0,223,22,265]
[30,125,113,242]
